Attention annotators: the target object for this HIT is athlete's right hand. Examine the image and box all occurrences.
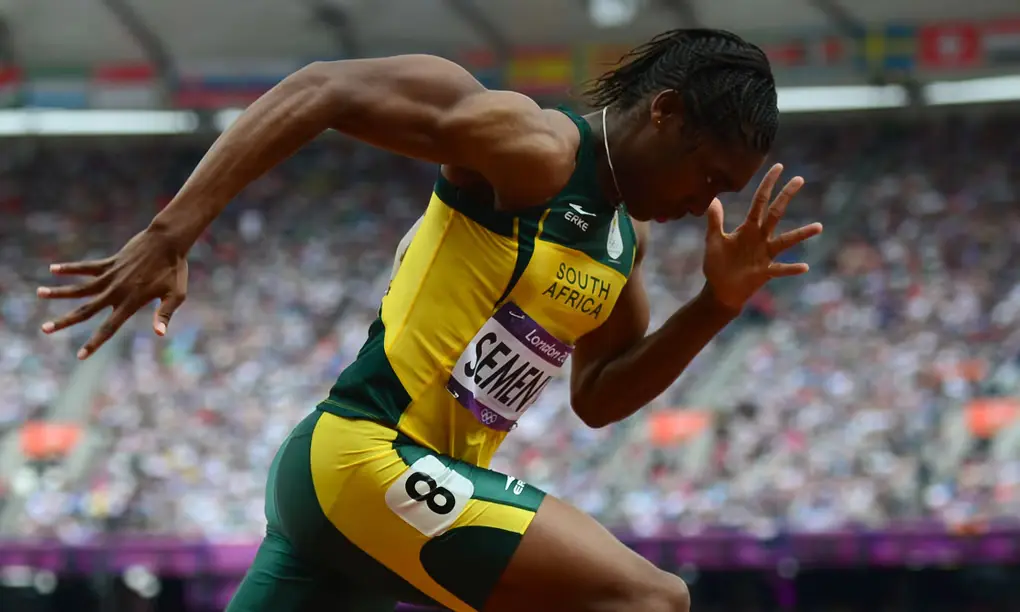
[37,227,189,360]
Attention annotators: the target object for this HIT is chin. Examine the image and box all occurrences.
[627,207,653,222]
[648,210,688,223]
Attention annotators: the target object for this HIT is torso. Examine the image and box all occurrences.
[318,109,638,467]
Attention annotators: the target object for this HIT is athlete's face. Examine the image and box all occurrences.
[618,91,766,223]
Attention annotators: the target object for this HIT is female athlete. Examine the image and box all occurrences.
[39,28,821,612]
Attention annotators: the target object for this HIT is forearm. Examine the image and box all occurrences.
[149,64,335,250]
[572,286,739,427]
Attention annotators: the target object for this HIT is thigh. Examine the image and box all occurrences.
[309,412,547,612]
[267,411,433,609]
[485,496,689,612]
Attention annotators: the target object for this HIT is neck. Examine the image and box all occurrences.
[583,110,623,206]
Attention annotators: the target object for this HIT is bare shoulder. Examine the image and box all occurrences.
[443,91,582,207]
[444,91,580,166]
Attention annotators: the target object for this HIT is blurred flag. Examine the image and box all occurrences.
[506,48,574,96]
[0,65,21,107]
[810,36,848,66]
[90,62,160,109]
[981,19,1020,65]
[919,22,982,69]
[762,34,846,69]
[762,40,808,67]
[460,48,505,90]
[855,24,917,72]
[174,59,298,109]
[578,44,632,85]
[23,67,89,108]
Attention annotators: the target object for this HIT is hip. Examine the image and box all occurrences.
[317,383,509,467]
[267,409,546,611]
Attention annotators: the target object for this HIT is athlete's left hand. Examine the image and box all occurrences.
[702,163,823,312]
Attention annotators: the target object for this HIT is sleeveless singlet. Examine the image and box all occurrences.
[317,108,638,467]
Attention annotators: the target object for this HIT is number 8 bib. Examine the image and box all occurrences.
[384,455,475,537]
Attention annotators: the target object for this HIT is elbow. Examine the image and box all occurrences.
[290,61,355,124]
[291,61,337,97]
[570,396,615,429]
[569,364,619,429]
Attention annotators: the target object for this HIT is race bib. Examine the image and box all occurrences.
[447,302,572,431]
[384,455,474,537]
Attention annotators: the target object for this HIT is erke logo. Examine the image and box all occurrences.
[504,475,526,496]
[568,204,596,216]
[565,203,595,232]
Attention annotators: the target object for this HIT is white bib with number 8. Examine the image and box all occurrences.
[384,455,474,537]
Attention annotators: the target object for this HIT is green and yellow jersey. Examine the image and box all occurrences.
[317,108,638,467]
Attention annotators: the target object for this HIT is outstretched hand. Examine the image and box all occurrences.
[702,163,823,311]
[37,228,189,360]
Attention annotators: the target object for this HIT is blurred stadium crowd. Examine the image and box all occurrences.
[1,112,1018,543]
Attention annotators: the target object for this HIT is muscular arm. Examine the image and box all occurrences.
[150,55,577,250]
[569,224,740,428]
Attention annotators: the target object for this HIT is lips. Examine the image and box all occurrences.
[656,211,689,222]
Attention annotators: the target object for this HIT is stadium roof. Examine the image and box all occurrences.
[7,0,1018,67]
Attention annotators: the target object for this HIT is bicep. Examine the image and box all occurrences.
[318,55,574,205]
[322,55,485,162]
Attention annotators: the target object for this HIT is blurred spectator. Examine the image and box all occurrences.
[612,114,1020,534]
[4,115,1018,541]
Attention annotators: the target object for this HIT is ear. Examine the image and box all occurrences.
[649,89,684,132]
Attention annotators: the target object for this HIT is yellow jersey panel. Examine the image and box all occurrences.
[510,236,630,345]
[381,194,518,400]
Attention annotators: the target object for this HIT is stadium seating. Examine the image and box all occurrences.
[2,116,1018,542]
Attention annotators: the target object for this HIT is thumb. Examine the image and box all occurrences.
[153,292,186,336]
[705,198,725,237]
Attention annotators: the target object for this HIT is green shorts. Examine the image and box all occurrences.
[226,410,546,612]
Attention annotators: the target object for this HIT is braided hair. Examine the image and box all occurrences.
[586,28,778,154]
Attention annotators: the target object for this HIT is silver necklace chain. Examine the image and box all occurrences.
[601,106,623,207]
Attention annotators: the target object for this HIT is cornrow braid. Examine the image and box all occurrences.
[586,28,778,154]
